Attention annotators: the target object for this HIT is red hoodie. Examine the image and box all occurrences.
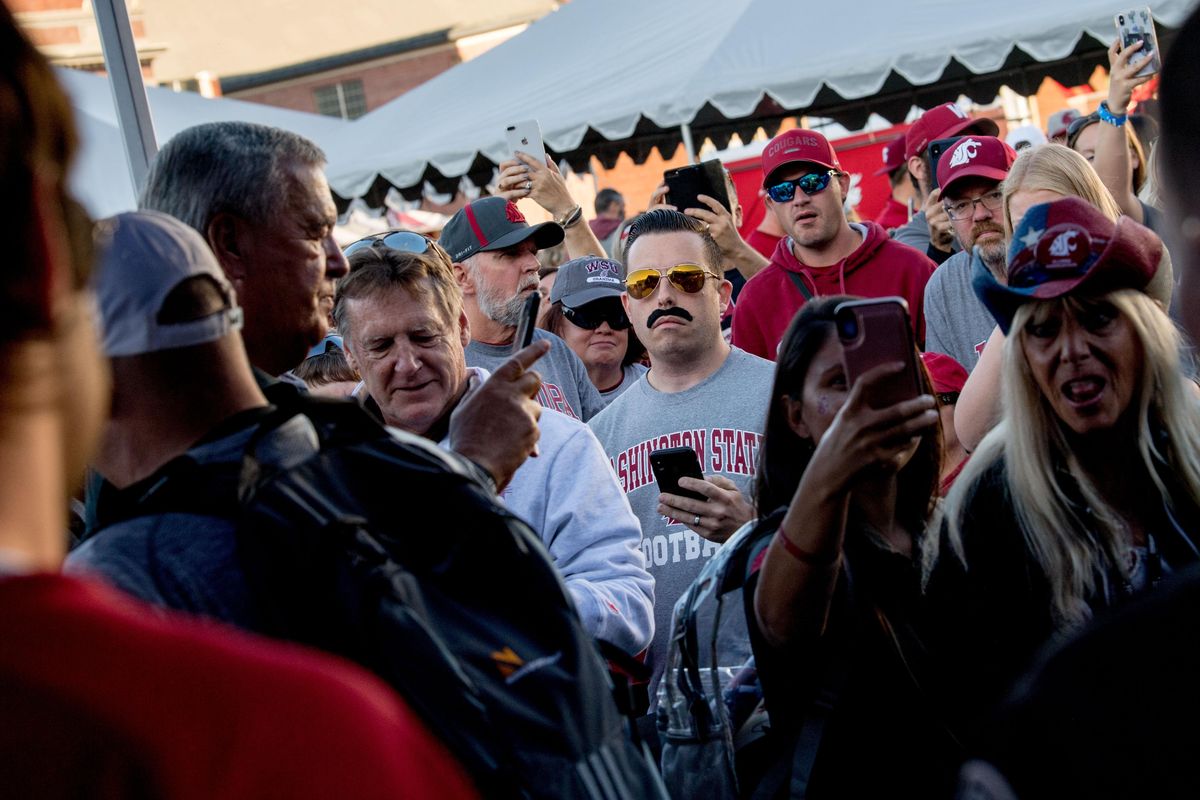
[731,221,935,360]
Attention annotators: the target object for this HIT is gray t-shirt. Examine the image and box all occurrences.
[600,362,648,408]
[588,346,775,685]
[465,328,604,421]
[463,328,604,422]
[923,250,996,372]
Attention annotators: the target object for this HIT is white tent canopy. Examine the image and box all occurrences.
[326,0,1197,202]
[58,67,350,219]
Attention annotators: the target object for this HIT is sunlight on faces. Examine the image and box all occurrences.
[766,167,848,249]
[344,285,469,436]
[622,231,730,364]
[1018,296,1142,437]
[559,298,629,373]
[944,177,1007,272]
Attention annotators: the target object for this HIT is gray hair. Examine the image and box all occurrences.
[139,121,325,235]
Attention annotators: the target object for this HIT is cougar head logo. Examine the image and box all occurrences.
[1048,230,1079,258]
[949,138,982,168]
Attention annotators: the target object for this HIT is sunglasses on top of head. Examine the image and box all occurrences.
[624,263,721,300]
[343,230,433,258]
[765,170,840,203]
[560,300,631,331]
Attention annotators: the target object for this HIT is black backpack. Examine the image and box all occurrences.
[114,393,667,800]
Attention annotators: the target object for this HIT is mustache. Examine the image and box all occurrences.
[647,307,693,327]
[971,222,1005,240]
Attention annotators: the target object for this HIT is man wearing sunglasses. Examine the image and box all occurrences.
[923,136,1017,372]
[894,103,1000,260]
[441,197,605,422]
[731,128,935,361]
[589,209,775,690]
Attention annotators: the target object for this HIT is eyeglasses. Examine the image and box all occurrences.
[624,263,721,300]
[560,300,631,331]
[343,230,432,258]
[765,170,839,203]
[943,189,1005,221]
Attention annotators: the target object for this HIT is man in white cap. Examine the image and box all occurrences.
[69,211,543,628]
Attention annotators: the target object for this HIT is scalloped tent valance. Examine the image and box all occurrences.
[325,0,1197,206]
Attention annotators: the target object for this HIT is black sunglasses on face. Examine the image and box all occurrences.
[343,230,433,258]
[560,300,631,331]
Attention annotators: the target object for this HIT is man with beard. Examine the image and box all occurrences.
[442,197,604,421]
[923,136,1017,372]
[731,127,935,360]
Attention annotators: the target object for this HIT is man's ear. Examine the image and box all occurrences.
[908,155,929,193]
[342,332,359,374]
[452,260,473,296]
[206,212,247,290]
[717,277,733,315]
[458,308,471,347]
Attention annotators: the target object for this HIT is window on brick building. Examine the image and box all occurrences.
[314,80,367,120]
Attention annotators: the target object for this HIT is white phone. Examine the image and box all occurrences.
[1115,8,1161,78]
[505,119,548,165]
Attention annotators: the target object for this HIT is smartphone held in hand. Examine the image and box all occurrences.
[1115,8,1162,78]
[511,292,541,356]
[835,297,923,409]
[662,159,732,213]
[650,447,707,502]
[505,119,548,163]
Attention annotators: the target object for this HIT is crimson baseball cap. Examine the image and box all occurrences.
[919,352,969,395]
[761,128,841,187]
[439,196,564,263]
[874,135,907,176]
[973,197,1162,333]
[1046,109,1082,140]
[904,103,1000,162]
[936,136,1018,197]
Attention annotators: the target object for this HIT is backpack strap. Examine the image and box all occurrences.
[783,266,814,302]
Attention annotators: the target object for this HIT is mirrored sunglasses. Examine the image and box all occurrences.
[624,263,720,300]
[766,170,838,203]
[343,230,432,258]
[560,300,631,331]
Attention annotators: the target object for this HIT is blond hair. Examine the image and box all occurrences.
[929,289,1200,628]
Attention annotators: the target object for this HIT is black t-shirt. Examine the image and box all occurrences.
[746,519,962,798]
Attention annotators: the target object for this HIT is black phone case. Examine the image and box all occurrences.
[927,136,964,190]
[663,160,731,213]
[650,447,707,501]
[511,292,541,355]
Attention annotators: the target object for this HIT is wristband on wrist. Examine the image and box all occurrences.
[557,204,583,229]
[774,530,841,567]
[1098,101,1128,127]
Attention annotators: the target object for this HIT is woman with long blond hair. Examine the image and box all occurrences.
[923,197,1200,738]
[954,144,1175,451]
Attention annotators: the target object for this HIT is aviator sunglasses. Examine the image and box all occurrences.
[765,170,840,203]
[343,230,433,258]
[560,300,632,331]
[624,263,721,300]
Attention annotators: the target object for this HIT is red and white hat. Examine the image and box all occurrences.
[936,136,1017,197]
[761,128,841,187]
[873,135,908,177]
[904,103,1000,162]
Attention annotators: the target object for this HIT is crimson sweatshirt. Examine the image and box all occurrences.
[730,221,935,360]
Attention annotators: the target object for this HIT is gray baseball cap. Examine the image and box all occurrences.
[549,256,625,307]
[439,196,564,263]
[93,210,243,357]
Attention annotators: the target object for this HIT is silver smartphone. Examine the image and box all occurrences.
[505,119,548,164]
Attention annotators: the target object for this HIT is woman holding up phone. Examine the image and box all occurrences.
[745,296,961,797]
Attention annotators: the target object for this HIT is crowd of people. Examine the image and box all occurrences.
[6,1,1200,797]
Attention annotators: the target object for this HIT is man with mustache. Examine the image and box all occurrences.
[442,197,604,421]
[923,136,1018,372]
[731,127,936,360]
[588,209,775,690]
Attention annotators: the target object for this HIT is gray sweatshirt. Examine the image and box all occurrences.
[588,346,775,686]
[923,250,996,372]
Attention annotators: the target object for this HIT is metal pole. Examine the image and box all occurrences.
[93,0,158,194]
[680,123,697,164]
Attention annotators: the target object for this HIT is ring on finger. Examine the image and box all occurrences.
[693,514,701,526]
[525,180,532,190]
